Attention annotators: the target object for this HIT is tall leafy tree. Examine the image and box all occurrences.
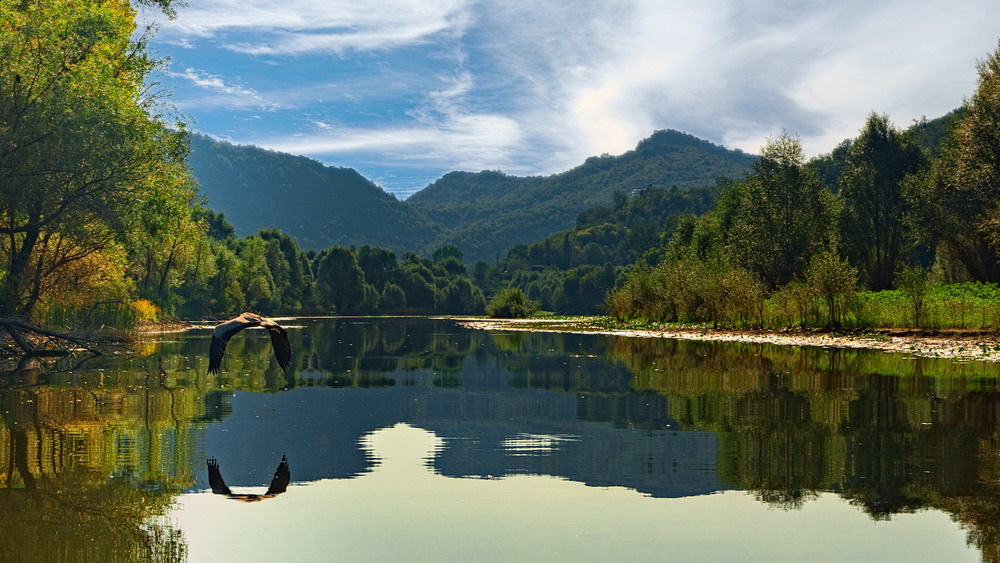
[356,245,397,293]
[908,40,1000,282]
[725,135,835,287]
[259,228,311,311]
[0,0,193,317]
[314,246,377,314]
[839,113,925,290]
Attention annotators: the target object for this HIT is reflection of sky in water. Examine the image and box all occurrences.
[171,423,976,563]
[502,433,579,457]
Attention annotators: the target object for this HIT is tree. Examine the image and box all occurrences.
[259,229,311,311]
[396,259,436,310]
[313,246,379,314]
[486,287,534,318]
[0,0,193,318]
[438,278,486,314]
[806,249,857,329]
[432,244,463,264]
[237,236,274,312]
[356,245,396,293]
[908,40,1000,282]
[839,113,925,290]
[725,135,835,287]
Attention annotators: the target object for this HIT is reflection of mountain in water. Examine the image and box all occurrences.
[196,317,724,499]
[201,383,723,499]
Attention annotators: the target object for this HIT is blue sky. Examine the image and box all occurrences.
[143,0,1000,199]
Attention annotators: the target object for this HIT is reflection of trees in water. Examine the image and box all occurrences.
[0,372,196,561]
[0,474,186,561]
[243,318,481,389]
[6,318,1000,559]
[587,335,1000,557]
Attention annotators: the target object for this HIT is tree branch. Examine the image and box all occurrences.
[0,318,104,356]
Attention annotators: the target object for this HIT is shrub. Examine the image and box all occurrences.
[486,287,536,318]
[806,250,858,328]
[896,264,929,328]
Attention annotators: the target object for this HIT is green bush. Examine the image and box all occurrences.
[486,287,536,318]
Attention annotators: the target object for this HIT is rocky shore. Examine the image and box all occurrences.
[458,318,1000,363]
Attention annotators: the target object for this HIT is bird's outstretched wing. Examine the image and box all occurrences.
[208,332,229,374]
[208,314,257,374]
[208,313,291,374]
[265,454,290,496]
[207,458,232,495]
[267,325,292,372]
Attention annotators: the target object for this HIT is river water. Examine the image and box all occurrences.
[2,317,998,561]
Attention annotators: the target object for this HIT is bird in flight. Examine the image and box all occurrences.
[207,455,290,502]
[208,312,291,374]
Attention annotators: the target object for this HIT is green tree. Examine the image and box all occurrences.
[237,236,274,311]
[486,287,535,318]
[895,264,929,328]
[839,113,925,290]
[314,246,375,314]
[908,40,1000,282]
[357,245,396,293]
[0,0,193,318]
[259,229,311,311]
[396,258,437,310]
[380,282,407,310]
[805,249,858,329]
[432,244,463,264]
[438,277,486,314]
[726,135,835,287]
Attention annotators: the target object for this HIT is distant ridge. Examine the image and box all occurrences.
[187,134,436,253]
[188,130,758,262]
[405,129,757,261]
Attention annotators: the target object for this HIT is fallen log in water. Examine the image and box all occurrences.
[0,317,104,357]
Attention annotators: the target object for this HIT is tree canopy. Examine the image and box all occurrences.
[0,0,194,318]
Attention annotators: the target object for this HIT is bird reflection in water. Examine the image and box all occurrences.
[207,455,290,502]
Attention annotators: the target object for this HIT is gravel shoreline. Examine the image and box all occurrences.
[458,318,1000,363]
[147,317,1000,363]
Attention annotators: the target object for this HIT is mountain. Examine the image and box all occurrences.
[406,130,758,261]
[186,134,438,252]
[187,129,757,262]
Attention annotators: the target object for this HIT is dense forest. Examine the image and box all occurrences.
[406,129,758,262]
[192,129,757,263]
[2,0,1000,337]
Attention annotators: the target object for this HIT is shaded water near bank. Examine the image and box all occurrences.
[2,317,999,561]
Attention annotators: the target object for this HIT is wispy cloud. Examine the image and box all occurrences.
[170,68,279,111]
[159,0,471,54]
[150,0,1000,195]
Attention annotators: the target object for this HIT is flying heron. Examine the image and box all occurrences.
[207,312,291,374]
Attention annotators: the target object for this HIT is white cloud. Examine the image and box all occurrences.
[159,0,472,54]
[257,110,522,170]
[152,0,1000,195]
[171,68,278,111]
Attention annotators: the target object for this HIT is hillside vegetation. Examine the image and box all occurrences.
[190,129,757,263]
[187,134,439,253]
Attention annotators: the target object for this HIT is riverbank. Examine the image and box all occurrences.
[458,317,1000,363]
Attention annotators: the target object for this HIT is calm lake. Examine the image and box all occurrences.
[3,317,1000,562]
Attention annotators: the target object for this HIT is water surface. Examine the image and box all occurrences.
[2,317,997,561]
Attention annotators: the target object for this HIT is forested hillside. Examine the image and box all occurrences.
[407,130,758,261]
[189,130,757,263]
[187,134,439,253]
[474,110,968,316]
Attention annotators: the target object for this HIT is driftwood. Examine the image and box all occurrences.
[0,317,105,357]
